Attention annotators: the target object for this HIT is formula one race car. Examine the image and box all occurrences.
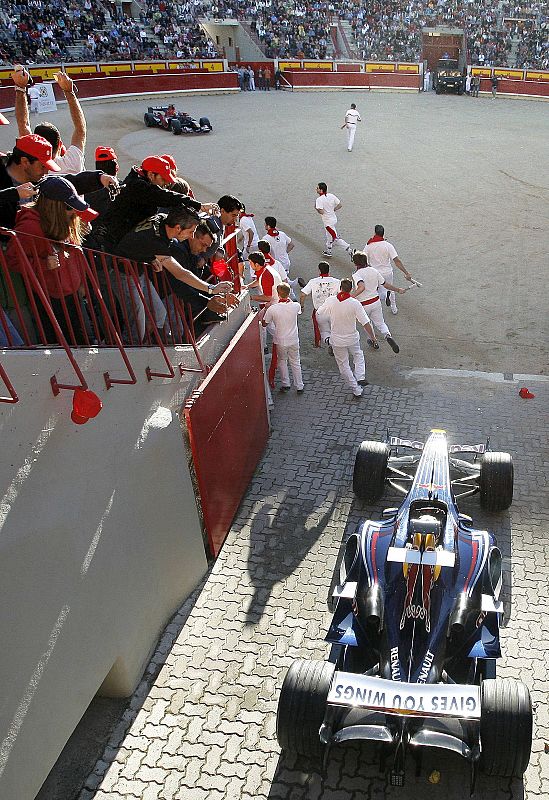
[277,430,532,791]
[143,105,212,135]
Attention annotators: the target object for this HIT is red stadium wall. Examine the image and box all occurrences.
[0,70,238,111]
[287,71,422,90]
[184,311,269,558]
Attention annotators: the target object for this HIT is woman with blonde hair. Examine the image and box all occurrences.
[7,176,98,344]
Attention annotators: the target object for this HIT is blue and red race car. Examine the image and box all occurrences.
[143,105,212,135]
[277,430,531,790]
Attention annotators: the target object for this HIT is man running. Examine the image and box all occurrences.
[350,251,405,353]
[364,224,414,314]
[315,182,352,259]
[316,278,375,398]
[300,261,340,348]
[341,103,361,151]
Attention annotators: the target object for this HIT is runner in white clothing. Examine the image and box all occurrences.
[341,103,361,151]
[350,251,405,353]
[238,205,259,261]
[364,224,414,314]
[316,278,375,397]
[300,261,340,347]
[262,283,304,393]
[261,216,294,271]
[315,182,352,259]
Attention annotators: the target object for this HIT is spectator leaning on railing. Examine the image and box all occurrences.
[5,175,99,345]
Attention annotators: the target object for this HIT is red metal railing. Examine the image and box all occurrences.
[1,226,244,398]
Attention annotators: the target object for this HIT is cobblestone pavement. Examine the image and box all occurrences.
[80,366,549,800]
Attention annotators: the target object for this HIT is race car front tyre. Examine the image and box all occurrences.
[199,116,212,130]
[277,659,335,760]
[480,677,532,777]
[353,441,389,503]
[144,113,156,127]
[171,120,182,135]
[479,452,513,511]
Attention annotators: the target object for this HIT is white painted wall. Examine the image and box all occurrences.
[0,301,250,800]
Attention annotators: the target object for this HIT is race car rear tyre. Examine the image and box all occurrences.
[353,441,389,503]
[480,677,532,777]
[277,659,335,760]
[144,113,156,127]
[199,116,212,129]
[171,120,182,135]
[479,452,513,511]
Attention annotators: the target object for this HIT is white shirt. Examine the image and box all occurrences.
[301,275,340,309]
[352,266,385,303]
[53,144,85,176]
[269,258,288,282]
[263,300,301,347]
[315,192,340,228]
[365,239,398,276]
[261,230,292,269]
[316,294,370,347]
[345,108,361,125]
[239,214,259,251]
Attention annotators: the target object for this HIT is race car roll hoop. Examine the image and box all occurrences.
[276,430,532,791]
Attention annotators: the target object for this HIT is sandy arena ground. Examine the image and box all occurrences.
[1,89,548,382]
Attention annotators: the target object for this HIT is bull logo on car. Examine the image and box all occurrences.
[400,531,441,633]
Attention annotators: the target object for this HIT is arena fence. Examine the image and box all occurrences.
[0,227,242,401]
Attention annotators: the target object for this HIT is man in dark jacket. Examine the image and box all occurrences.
[92,155,218,253]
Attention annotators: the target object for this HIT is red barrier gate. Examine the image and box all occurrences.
[184,310,269,557]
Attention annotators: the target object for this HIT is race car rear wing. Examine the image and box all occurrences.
[389,436,486,455]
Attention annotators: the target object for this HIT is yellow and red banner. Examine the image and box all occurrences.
[279,61,302,71]
[201,61,223,72]
[366,62,395,73]
[525,70,549,82]
[494,69,524,79]
[471,67,491,77]
[397,63,420,73]
[303,61,333,70]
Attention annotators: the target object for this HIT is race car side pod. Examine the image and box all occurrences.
[357,583,384,634]
[448,591,476,641]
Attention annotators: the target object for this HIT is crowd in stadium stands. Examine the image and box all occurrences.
[0,0,218,64]
[0,0,547,68]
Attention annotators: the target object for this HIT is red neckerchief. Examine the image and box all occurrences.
[367,234,385,244]
[263,252,275,266]
[278,298,291,303]
[337,291,351,302]
[240,212,254,217]
[319,273,329,279]
[255,266,266,279]
[266,227,279,237]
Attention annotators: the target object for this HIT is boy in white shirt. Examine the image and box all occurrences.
[262,283,304,393]
[261,216,294,271]
[315,182,352,259]
[238,205,259,261]
[300,261,340,348]
[350,251,405,352]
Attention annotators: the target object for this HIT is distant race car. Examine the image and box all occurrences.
[143,105,212,135]
[277,429,532,791]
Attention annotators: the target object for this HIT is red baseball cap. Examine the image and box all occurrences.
[141,155,175,182]
[160,153,177,172]
[0,112,9,125]
[95,145,117,162]
[15,134,60,171]
[37,176,99,222]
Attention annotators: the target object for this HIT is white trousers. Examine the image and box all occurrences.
[315,310,331,343]
[277,343,304,389]
[362,299,390,337]
[324,225,350,253]
[377,270,398,311]
[332,341,365,391]
[347,123,356,151]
